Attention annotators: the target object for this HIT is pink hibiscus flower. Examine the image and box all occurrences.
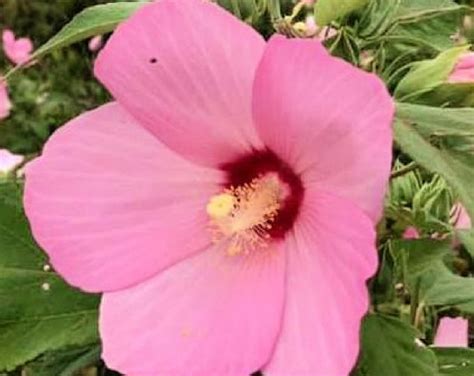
[448,52,474,83]
[0,80,12,120]
[24,0,394,374]
[434,317,469,347]
[2,29,33,65]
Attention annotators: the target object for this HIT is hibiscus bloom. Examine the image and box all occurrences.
[434,317,469,347]
[2,29,33,65]
[0,80,12,120]
[448,52,474,83]
[24,0,393,374]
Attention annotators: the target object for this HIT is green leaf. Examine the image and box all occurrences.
[0,182,100,371]
[395,103,474,223]
[433,347,474,375]
[354,314,438,376]
[396,0,462,20]
[217,0,267,25]
[23,345,101,376]
[395,239,474,312]
[417,82,474,108]
[359,0,463,50]
[6,2,148,78]
[457,230,474,258]
[315,0,370,26]
[395,46,469,101]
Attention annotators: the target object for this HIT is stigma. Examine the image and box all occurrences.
[207,174,285,256]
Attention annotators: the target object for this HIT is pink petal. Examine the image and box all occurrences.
[403,226,420,239]
[0,80,12,120]
[434,317,468,347]
[2,29,33,65]
[453,203,472,230]
[252,36,394,222]
[100,242,286,375]
[0,149,23,173]
[95,0,265,167]
[24,102,223,293]
[2,29,14,45]
[264,190,377,375]
[448,53,474,83]
[454,52,474,70]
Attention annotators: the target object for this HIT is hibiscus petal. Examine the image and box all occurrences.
[252,36,394,222]
[24,102,223,293]
[264,190,377,375]
[2,30,33,65]
[100,243,286,375]
[434,317,468,347]
[2,29,15,46]
[95,0,265,167]
[0,80,12,120]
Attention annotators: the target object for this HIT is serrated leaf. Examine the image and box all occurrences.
[354,314,438,376]
[315,0,369,26]
[395,104,474,223]
[0,182,100,371]
[434,347,474,375]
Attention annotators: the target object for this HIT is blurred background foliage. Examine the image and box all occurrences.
[0,0,110,155]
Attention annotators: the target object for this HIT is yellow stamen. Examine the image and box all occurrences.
[206,193,235,219]
[207,175,282,256]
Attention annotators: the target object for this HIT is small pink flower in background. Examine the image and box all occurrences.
[0,149,23,174]
[88,35,104,52]
[403,226,420,239]
[452,202,472,230]
[0,80,12,120]
[2,29,33,65]
[434,317,469,347]
[448,52,474,83]
[24,0,394,374]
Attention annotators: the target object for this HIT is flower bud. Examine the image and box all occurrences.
[448,52,474,83]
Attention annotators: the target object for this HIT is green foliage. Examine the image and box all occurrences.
[22,346,101,376]
[0,182,100,372]
[395,239,474,312]
[395,104,474,221]
[27,2,148,64]
[395,46,469,101]
[434,348,474,375]
[315,0,370,26]
[354,314,438,376]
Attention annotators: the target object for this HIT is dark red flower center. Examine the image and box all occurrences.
[220,148,304,240]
